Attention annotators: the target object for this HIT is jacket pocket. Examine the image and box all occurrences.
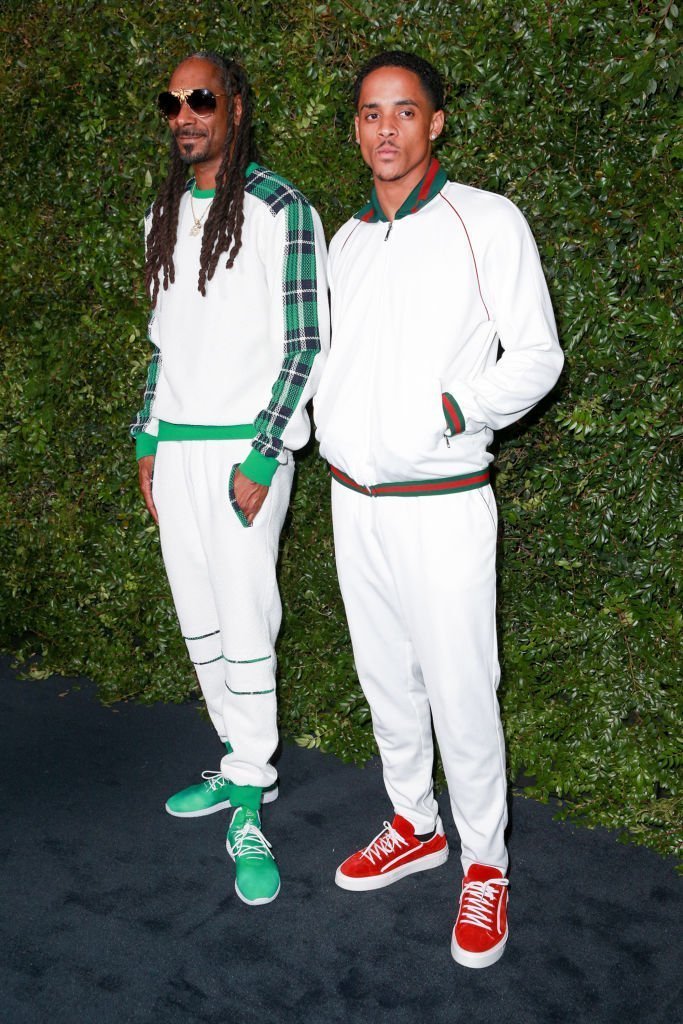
[441,392,466,436]
[228,463,252,528]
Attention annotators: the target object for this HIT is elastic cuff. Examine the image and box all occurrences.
[240,448,279,486]
[135,432,158,459]
[228,784,262,812]
[441,392,466,436]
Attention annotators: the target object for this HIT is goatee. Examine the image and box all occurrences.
[178,147,205,166]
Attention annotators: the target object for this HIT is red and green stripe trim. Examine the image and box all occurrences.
[357,200,375,223]
[442,392,466,435]
[410,158,442,214]
[354,158,448,223]
[330,465,489,497]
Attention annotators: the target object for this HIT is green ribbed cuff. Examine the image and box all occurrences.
[240,448,279,486]
[135,432,158,459]
[228,784,262,812]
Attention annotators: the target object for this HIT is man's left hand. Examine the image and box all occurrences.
[233,467,269,525]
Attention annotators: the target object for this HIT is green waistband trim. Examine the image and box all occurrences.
[157,421,254,442]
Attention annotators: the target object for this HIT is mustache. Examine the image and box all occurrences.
[174,129,207,140]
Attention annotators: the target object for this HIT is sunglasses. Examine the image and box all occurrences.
[157,88,226,119]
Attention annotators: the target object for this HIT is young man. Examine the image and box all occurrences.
[315,51,563,966]
[131,52,329,906]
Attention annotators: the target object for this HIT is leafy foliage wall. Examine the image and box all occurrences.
[1,1,680,857]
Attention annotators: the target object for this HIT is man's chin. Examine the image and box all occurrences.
[374,169,406,182]
[177,143,208,166]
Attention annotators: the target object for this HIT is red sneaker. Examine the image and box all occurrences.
[451,863,509,968]
[335,815,449,891]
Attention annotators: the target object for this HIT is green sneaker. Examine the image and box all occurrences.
[226,807,280,905]
[165,772,279,818]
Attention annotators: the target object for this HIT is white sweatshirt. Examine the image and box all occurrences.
[315,160,563,491]
[132,163,330,486]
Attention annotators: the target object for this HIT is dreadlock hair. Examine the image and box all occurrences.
[145,52,254,304]
[353,51,445,112]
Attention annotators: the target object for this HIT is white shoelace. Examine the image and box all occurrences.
[459,877,509,932]
[229,819,274,861]
[361,821,409,864]
[201,770,227,791]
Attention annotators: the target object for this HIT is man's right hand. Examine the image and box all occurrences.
[138,455,158,525]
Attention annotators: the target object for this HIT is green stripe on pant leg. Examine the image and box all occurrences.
[224,654,275,694]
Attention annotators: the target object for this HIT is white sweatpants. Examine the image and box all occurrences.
[332,480,508,873]
[153,439,294,789]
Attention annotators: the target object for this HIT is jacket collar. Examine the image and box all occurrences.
[354,158,447,224]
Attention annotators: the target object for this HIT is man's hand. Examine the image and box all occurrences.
[233,467,269,525]
[138,455,158,525]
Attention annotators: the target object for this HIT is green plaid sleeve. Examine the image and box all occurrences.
[240,169,322,485]
[129,318,161,459]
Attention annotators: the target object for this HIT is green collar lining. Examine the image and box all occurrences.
[188,163,261,199]
[355,158,447,224]
[190,182,215,199]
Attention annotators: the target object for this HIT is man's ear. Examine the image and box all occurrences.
[233,94,243,126]
[354,114,360,144]
[429,109,445,141]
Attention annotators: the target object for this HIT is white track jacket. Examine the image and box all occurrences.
[315,160,564,491]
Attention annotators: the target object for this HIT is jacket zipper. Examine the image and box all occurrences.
[366,224,394,481]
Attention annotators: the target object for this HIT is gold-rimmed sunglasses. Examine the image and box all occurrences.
[157,88,226,119]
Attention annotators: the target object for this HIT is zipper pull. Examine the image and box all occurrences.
[384,221,393,242]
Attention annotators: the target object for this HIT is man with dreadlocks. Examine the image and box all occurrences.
[130,53,329,906]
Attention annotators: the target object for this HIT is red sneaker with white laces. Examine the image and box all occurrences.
[451,863,509,968]
[335,814,449,891]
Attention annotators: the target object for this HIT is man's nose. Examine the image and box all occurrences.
[175,100,197,124]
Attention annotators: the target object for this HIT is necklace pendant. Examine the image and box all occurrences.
[189,222,202,237]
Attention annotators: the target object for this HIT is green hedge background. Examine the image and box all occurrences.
[1,1,680,858]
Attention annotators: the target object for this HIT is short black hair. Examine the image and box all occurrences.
[354,51,445,111]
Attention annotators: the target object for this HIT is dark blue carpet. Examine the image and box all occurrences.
[1,658,680,1024]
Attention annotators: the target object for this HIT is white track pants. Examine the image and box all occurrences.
[153,439,293,789]
[332,481,508,873]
